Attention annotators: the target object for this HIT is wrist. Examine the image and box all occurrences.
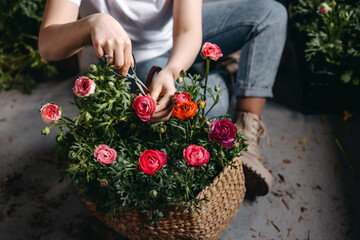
[163,65,182,82]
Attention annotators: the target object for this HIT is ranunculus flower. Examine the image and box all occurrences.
[40,103,62,123]
[183,145,210,166]
[73,76,96,97]
[172,101,198,120]
[208,119,237,149]
[139,150,167,175]
[319,3,331,14]
[197,99,206,109]
[132,94,156,121]
[173,92,191,104]
[201,42,223,61]
[94,144,117,165]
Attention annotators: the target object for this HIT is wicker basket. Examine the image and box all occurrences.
[84,157,246,240]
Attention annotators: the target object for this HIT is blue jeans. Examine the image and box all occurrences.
[136,0,287,117]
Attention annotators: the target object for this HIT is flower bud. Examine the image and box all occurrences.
[41,127,50,135]
[100,179,108,187]
[89,64,97,73]
[85,112,92,122]
[156,125,166,134]
[149,189,158,198]
[197,99,206,109]
[80,164,87,170]
[319,3,331,14]
[108,81,115,88]
[176,76,184,83]
[99,76,105,81]
[130,123,137,129]
[179,70,187,78]
[214,85,221,93]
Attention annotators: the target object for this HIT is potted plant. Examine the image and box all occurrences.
[291,0,360,112]
[39,43,247,239]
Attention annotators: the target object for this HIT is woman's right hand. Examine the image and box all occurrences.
[88,13,133,76]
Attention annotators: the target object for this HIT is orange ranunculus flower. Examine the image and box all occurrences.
[172,101,198,120]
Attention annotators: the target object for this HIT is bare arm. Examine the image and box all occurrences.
[149,0,203,123]
[39,0,132,74]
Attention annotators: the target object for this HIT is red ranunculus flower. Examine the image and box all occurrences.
[173,92,191,104]
[132,94,157,121]
[183,145,210,166]
[40,103,62,124]
[201,42,223,61]
[139,150,167,175]
[94,144,117,165]
[73,76,96,97]
[208,119,237,149]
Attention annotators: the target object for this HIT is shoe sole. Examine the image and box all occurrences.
[241,153,273,196]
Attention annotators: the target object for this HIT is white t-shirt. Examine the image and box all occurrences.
[68,0,173,62]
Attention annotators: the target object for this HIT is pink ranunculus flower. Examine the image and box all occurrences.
[139,150,167,175]
[40,103,62,124]
[132,94,156,121]
[94,144,117,165]
[208,119,237,149]
[319,3,331,14]
[173,92,191,104]
[183,145,210,166]
[201,42,223,61]
[73,76,96,97]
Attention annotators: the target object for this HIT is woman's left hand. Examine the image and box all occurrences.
[148,69,176,124]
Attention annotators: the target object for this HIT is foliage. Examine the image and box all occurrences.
[43,63,247,226]
[292,0,360,85]
[0,0,57,93]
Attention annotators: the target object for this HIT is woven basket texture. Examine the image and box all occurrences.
[84,157,246,240]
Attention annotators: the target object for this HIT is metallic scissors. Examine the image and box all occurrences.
[105,54,149,95]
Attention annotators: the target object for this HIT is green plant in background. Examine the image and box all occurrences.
[0,0,57,93]
[292,0,360,85]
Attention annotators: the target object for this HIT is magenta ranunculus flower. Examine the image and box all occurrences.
[183,145,210,166]
[208,119,237,149]
[173,92,191,104]
[139,150,167,175]
[73,76,96,97]
[201,42,223,61]
[94,144,117,165]
[40,103,62,124]
[132,94,156,121]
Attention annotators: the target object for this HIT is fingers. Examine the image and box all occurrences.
[148,104,173,124]
[120,39,133,76]
[156,92,174,113]
[93,38,132,73]
[148,92,174,124]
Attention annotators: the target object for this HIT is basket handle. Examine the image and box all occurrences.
[146,66,162,88]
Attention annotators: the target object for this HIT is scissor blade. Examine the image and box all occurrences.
[135,80,146,95]
[134,76,149,92]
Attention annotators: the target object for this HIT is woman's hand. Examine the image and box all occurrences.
[148,69,177,124]
[88,13,133,75]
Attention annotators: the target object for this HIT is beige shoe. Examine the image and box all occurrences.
[236,111,273,196]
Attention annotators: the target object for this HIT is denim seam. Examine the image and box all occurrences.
[203,21,258,41]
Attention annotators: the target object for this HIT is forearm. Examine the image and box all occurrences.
[39,16,94,61]
[164,31,202,81]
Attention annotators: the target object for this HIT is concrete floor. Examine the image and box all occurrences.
[0,75,359,240]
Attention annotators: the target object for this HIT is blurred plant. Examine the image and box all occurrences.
[0,0,57,93]
[292,0,360,85]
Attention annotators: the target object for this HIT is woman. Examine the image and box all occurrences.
[39,0,287,196]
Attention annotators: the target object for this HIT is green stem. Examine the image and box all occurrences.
[202,59,210,116]
[159,133,163,147]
